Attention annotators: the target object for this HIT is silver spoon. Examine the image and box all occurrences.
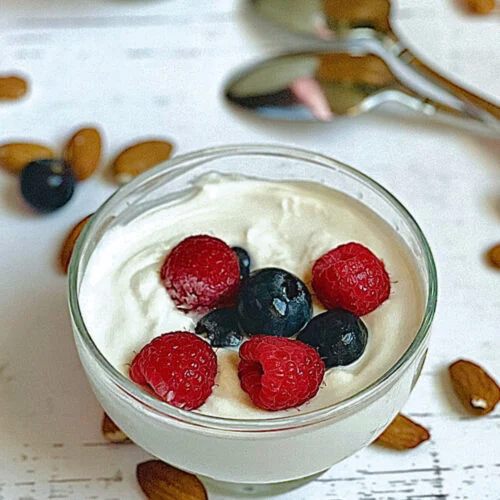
[251,0,500,123]
[225,50,495,128]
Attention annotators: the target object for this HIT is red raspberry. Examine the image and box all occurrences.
[238,336,325,411]
[312,242,390,316]
[129,332,217,411]
[160,235,240,314]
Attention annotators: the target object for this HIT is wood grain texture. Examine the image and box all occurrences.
[0,0,498,498]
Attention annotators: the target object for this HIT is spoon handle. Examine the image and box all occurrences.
[391,44,500,121]
[392,85,493,123]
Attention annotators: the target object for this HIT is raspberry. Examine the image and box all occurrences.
[129,332,217,411]
[238,336,325,411]
[312,242,390,316]
[160,235,240,314]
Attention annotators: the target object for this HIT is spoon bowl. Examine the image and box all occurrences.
[225,49,481,124]
[252,0,391,39]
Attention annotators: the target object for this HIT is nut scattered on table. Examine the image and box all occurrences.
[487,243,500,269]
[0,75,28,100]
[101,413,131,444]
[449,359,500,416]
[112,140,173,185]
[0,143,55,174]
[137,460,208,500]
[374,413,430,450]
[64,127,103,181]
[464,0,495,14]
[59,214,93,274]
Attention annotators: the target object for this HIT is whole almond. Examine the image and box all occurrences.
[487,244,500,269]
[0,143,54,174]
[465,0,495,14]
[449,359,500,415]
[64,127,102,181]
[112,140,173,185]
[137,460,207,500]
[374,413,430,450]
[101,413,131,444]
[59,214,93,274]
[0,75,28,100]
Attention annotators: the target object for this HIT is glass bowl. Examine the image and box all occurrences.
[68,145,437,496]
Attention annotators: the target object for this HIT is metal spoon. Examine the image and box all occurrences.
[251,0,500,122]
[225,50,494,128]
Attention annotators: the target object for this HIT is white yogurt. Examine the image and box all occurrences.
[80,174,425,419]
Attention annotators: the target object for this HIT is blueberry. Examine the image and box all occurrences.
[232,246,251,279]
[195,308,243,347]
[296,309,368,368]
[20,159,76,213]
[237,267,312,338]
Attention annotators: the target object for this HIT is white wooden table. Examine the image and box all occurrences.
[1,1,499,498]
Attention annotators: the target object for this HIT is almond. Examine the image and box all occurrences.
[487,244,500,269]
[112,140,173,185]
[137,460,207,500]
[374,413,430,450]
[465,0,495,14]
[59,214,93,274]
[0,143,55,174]
[449,359,500,416]
[0,75,28,100]
[101,413,131,444]
[64,127,102,181]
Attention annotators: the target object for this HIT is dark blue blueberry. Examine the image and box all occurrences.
[237,267,312,338]
[296,309,368,368]
[195,308,243,347]
[20,159,76,213]
[232,246,251,279]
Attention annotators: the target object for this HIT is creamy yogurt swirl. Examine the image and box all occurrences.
[80,174,425,419]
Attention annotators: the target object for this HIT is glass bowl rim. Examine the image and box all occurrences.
[68,144,437,432]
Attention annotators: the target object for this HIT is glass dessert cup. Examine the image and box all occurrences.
[68,145,437,496]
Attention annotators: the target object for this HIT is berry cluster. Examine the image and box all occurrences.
[130,235,390,411]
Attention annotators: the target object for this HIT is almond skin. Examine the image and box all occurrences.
[101,413,131,444]
[112,140,173,185]
[449,359,500,416]
[64,127,102,181]
[0,75,28,100]
[137,460,207,500]
[59,214,93,274]
[374,413,430,450]
[465,0,495,14]
[0,143,55,174]
[487,244,500,269]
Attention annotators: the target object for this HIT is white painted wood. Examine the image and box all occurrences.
[0,1,498,498]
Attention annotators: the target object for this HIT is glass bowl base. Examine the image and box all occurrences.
[200,469,327,497]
